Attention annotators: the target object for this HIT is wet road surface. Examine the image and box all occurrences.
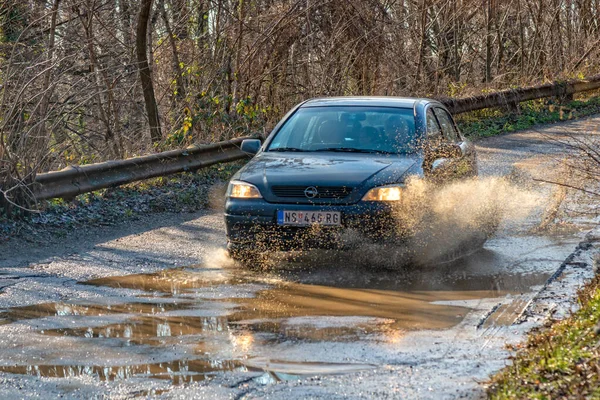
[0,117,599,398]
[0,235,572,380]
[0,233,589,397]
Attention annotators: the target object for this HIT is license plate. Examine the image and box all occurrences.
[277,210,341,226]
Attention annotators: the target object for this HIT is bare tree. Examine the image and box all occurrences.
[136,0,162,144]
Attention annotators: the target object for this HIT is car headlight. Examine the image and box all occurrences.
[226,180,262,199]
[362,185,403,201]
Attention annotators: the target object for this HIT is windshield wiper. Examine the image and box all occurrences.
[314,147,370,153]
[314,147,396,154]
[268,147,308,152]
[362,149,397,154]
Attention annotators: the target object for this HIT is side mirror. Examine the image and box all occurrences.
[240,139,261,155]
[430,143,462,159]
[431,158,451,173]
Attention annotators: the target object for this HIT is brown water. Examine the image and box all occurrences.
[0,259,553,383]
[0,359,243,384]
[0,358,377,385]
[0,301,196,324]
[41,315,230,345]
[82,267,239,293]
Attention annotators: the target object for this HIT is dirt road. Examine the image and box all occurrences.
[0,117,599,399]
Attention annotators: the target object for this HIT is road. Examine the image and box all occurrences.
[0,117,599,399]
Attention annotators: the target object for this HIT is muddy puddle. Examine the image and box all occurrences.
[81,266,246,294]
[40,315,230,345]
[0,359,244,384]
[0,358,375,386]
[0,300,198,325]
[0,250,555,384]
[0,357,373,385]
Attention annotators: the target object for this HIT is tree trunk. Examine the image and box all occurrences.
[485,0,494,83]
[161,0,186,101]
[79,4,123,158]
[517,0,525,77]
[453,0,461,82]
[118,0,133,55]
[232,0,245,106]
[136,0,162,144]
[35,0,61,160]
[415,0,428,87]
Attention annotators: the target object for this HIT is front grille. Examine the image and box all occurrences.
[271,185,353,199]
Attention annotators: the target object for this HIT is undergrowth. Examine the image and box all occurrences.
[488,271,600,399]
[0,161,244,241]
[457,96,600,138]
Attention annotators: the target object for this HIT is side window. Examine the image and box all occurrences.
[434,108,459,142]
[426,109,442,138]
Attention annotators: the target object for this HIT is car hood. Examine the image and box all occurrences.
[235,152,420,204]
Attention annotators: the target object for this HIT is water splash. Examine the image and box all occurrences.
[342,176,544,268]
[204,247,236,269]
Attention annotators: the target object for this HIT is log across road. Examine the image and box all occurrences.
[0,116,599,399]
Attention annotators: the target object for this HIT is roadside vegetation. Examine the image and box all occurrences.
[488,271,600,399]
[0,162,242,241]
[457,95,600,138]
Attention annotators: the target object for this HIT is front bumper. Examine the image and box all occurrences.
[225,198,395,250]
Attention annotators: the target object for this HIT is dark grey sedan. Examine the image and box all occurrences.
[224,97,477,262]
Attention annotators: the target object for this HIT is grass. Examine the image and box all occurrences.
[457,95,600,139]
[488,273,600,399]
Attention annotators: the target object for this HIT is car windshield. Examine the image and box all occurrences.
[267,106,417,154]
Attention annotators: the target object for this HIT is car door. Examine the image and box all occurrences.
[433,107,476,178]
[422,108,444,175]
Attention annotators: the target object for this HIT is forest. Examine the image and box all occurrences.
[1,0,599,206]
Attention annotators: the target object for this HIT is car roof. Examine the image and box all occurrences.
[300,96,437,109]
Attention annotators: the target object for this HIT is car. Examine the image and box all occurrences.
[224,97,478,263]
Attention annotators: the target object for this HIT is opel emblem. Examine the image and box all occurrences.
[304,186,318,199]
